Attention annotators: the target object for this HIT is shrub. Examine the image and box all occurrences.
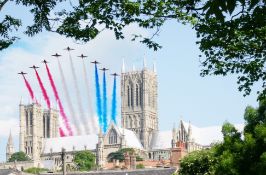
[136,163,145,169]
[24,167,48,174]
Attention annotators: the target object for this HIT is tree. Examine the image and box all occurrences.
[8,151,30,162]
[179,149,217,175]
[107,148,134,162]
[179,100,266,175]
[1,0,265,98]
[73,150,95,171]
[107,148,143,162]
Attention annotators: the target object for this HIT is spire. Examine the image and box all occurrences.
[56,99,59,110]
[7,130,13,146]
[132,64,136,71]
[172,122,177,140]
[122,58,126,73]
[172,123,176,133]
[98,127,103,138]
[20,96,23,105]
[143,56,147,69]
[153,60,157,73]
[188,121,192,141]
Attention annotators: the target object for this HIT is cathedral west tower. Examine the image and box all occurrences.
[19,102,58,161]
[121,60,158,149]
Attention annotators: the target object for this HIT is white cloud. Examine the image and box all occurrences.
[0,24,149,141]
[0,118,19,137]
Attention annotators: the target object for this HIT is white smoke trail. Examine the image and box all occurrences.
[56,58,82,135]
[82,59,98,133]
[68,53,91,134]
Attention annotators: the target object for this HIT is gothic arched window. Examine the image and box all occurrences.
[131,84,134,107]
[127,86,130,107]
[43,116,46,137]
[140,86,143,106]
[130,116,133,128]
[136,85,139,106]
[109,129,117,144]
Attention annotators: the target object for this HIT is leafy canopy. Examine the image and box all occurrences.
[73,150,96,171]
[179,99,266,175]
[1,0,265,98]
[8,151,30,162]
[107,148,143,162]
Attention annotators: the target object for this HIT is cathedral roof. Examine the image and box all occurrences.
[150,121,244,150]
[42,134,98,154]
[182,121,244,145]
[117,127,143,149]
[42,126,143,154]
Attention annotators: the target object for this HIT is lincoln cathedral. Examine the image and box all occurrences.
[2,61,212,171]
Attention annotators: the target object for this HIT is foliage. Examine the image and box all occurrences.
[136,163,145,169]
[107,148,143,162]
[136,155,144,161]
[179,149,217,175]
[179,100,266,175]
[24,167,48,174]
[194,0,266,100]
[1,0,265,98]
[73,150,96,171]
[8,151,30,162]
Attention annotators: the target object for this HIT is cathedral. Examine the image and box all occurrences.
[3,62,213,171]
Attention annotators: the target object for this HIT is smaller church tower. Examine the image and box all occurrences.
[6,131,15,161]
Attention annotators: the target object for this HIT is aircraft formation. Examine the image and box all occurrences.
[18,47,119,137]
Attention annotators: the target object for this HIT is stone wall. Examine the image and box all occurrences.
[0,161,37,171]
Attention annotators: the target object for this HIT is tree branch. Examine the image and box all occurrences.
[0,0,8,11]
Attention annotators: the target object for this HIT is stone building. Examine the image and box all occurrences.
[6,132,15,162]
[121,59,158,150]
[2,60,225,171]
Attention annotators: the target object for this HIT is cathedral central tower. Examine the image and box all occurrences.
[121,60,158,149]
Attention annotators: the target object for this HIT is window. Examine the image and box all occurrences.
[127,86,130,106]
[131,84,134,107]
[109,129,117,144]
[26,111,28,134]
[136,85,139,106]
[43,116,46,137]
[140,86,143,106]
[47,116,50,138]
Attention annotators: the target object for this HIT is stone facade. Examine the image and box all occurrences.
[121,63,158,149]
[6,132,15,162]
[19,103,58,161]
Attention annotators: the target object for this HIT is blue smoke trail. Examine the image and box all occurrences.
[94,64,102,129]
[111,76,117,124]
[102,71,108,132]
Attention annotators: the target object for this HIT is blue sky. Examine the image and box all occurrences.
[0,3,259,161]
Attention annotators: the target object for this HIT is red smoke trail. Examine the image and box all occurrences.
[34,69,51,109]
[22,75,38,103]
[45,64,73,136]
[59,128,66,137]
